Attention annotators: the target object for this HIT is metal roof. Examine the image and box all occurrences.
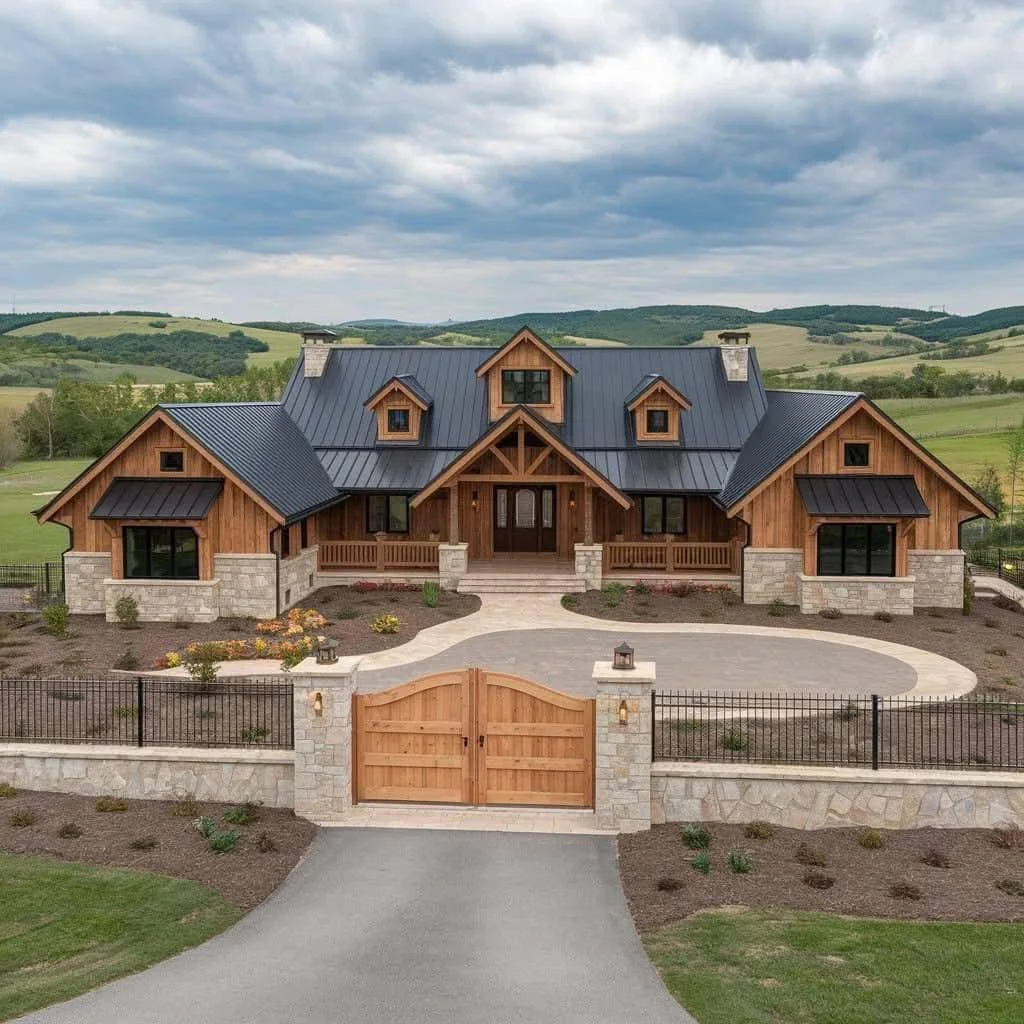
[90,477,223,520]
[582,450,737,493]
[717,390,862,509]
[365,373,433,409]
[317,448,458,492]
[796,475,930,518]
[162,403,340,522]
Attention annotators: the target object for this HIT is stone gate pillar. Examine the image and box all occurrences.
[291,656,361,822]
[593,658,655,833]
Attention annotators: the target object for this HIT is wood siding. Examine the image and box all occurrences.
[314,492,449,544]
[593,492,736,543]
[486,337,567,424]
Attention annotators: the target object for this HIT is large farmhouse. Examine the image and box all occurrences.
[37,327,993,621]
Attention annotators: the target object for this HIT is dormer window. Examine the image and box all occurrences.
[646,409,669,434]
[387,408,410,433]
[626,375,690,444]
[501,369,550,405]
[364,374,432,443]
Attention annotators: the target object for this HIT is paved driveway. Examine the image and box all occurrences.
[21,829,695,1024]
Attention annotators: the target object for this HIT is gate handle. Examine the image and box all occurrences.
[463,736,468,749]
[479,735,485,748]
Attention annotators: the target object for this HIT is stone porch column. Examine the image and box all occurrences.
[292,656,361,822]
[593,658,655,833]
[438,543,469,588]
[574,543,603,589]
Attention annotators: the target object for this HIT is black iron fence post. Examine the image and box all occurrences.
[871,695,880,770]
[137,677,144,748]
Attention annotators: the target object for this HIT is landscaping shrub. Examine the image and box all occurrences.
[602,582,625,608]
[370,613,400,634]
[633,581,651,597]
[57,822,82,839]
[113,646,139,670]
[990,825,1023,850]
[129,835,159,850]
[795,843,828,867]
[0,782,16,798]
[223,801,261,826]
[873,610,893,623]
[171,795,199,818]
[995,878,1024,897]
[986,646,1008,657]
[207,828,241,854]
[193,816,217,838]
[681,823,712,850]
[656,876,683,892]
[721,728,747,752]
[888,882,922,901]
[857,827,885,850]
[767,599,789,617]
[422,581,440,608]
[184,641,221,684]
[9,809,35,827]
[257,832,277,853]
[993,594,1021,613]
[114,594,140,628]
[921,848,952,868]
[690,852,711,875]
[802,870,835,890]
[96,796,129,813]
[239,726,270,744]
[42,602,70,639]
[671,582,697,598]
[727,849,754,874]
[744,821,775,841]
[819,607,842,620]
[560,594,579,609]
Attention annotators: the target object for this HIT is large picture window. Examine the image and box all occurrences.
[501,369,550,405]
[367,494,409,533]
[817,523,895,577]
[124,527,199,580]
[641,495,686,535]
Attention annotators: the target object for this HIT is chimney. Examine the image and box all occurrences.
[718,330,750,382]
[302,329,339,378]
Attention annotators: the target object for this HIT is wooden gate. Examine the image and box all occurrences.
[353,669,594,808]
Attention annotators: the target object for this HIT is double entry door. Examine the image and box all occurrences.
[493,485,556,553]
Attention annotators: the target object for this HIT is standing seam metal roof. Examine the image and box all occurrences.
[90,478,224,520]
[796,475,930,517]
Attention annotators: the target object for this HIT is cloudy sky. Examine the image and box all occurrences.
[1,1,1022,322]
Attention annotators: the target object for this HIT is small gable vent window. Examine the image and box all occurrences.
[501,369,550,405]
[646,409,669,434]
[843,442,871,468]
[387,408,410,433]
[159,450,184,473]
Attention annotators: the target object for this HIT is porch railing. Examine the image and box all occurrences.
[604,539,738,573]
[318,539,440,572]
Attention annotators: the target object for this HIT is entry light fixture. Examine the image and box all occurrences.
[312,692,324,717]
[315,637,339,665]
[568,488,576,510]
[613,641,635,671]
[471,489,479,512]
[618,699,629,726]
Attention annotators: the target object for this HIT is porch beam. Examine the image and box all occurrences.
[525,445,554,477]
[488,445,518,475]
[452,474,586,483]
[448,485,459,543]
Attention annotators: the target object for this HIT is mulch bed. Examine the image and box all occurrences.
[0,788,316,910]
[0,586,480,676]
[620,822,1024,932]
[567,588,1024,698]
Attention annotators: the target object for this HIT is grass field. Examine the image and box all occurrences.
[0,853,240,1022]
[646,907,1023,1024]
[0,459,91,562]
[0,387,46,412]
[697,323,849,372]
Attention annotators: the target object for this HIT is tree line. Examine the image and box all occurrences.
[767,363,1024,400]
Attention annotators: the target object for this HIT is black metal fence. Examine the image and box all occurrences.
[653,691,1024,771]
[0,676,294,749]
[970,549,1024,589]
[0,562,65,596]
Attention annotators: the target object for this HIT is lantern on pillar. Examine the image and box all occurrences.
[612,641,635,671]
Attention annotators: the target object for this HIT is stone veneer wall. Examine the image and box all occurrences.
[63,552,112,615]
[438,542,469,588]
[798,574,915,615]
[215,553,278,620]
[908,550,965,608]
[104,578,221,623]
[0,745,293,808]
[651,763,1024,830]
[574,543,603,589]
[279,546,318,611]
[742,548,802,604]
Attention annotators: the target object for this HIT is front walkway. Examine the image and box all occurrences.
[20,829,695,1024]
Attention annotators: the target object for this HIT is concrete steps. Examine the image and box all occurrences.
[457,573,585,595]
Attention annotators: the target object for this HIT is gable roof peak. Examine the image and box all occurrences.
[624,373,691,411]
[474,325,576,378]
[364,373,433,410]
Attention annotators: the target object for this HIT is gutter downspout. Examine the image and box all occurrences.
[271,528,281,618]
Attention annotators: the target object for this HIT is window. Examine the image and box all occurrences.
[300,518,308,549]
[124,527,198,579]
[367,494,409,533]
[817,523,895,576]
[641,495,686,535]
[645,409,670,434]
[501,369,550,405]
[159,450,184,473]
[280,526,291,559]
[387,407,410,433]
[843,442,870,468]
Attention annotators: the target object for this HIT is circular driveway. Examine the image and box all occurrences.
[358,627,919,696]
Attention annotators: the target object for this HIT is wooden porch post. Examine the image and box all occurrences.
[583,482,594,545]
[448,485,459,543]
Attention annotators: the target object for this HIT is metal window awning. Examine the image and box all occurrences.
[796,475,930,518]
[90,478,224,520]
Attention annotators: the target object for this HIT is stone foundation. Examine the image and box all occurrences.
[104,578,221,623]
[63,552,111,614]
[743,548,801,604]
[438,542,469,588]
[652,762,1024,830]
[215,553,278,619]
[574,543,603,590]
[279,546,318,610]
[0,744,293,808]
[908,550,965,608]
[799,574,915,615]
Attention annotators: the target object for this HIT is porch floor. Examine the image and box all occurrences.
[468,554,573,576]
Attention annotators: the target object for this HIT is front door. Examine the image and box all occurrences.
[493,486,556,553]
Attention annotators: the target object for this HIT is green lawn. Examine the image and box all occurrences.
[0,853,240,1022]
[0,387,47,413]
[646,908,1023,1024]
[878,393,1024,437]
[0,459,90,562]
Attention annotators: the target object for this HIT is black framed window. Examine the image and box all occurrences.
[645,409,670,434]
[817,523,894,576]
[501,369,550,404]
[159,450,184,472]
[124,527,198,579]
[843,442,870,467]
[641,495,686,535]
[280,527,291,558]
[300,518,308,549]
[367,494,409,533]
[387,407,410,433]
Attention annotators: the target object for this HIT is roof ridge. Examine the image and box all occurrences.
[162,401,281,408]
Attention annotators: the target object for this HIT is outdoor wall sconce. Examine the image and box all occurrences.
[568,488,576,510]
[315,637,339,665]
[618,699,629,725]
[471,489,479,512]
[613,641,635,671]
[312,692,324,717]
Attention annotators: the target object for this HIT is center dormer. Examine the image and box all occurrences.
[625,374,691,443]
[476,327,575,424]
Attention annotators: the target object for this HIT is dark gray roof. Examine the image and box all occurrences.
[90,478,223,520]
[585,450,736,493]
[796,475,930,518]
[623,374,662,407]
[162,403,340,522]
[317,448,457,492]
[365,373,433,409]
[717,390,861,509]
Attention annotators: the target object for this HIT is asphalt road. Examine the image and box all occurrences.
[19,829,696,1024]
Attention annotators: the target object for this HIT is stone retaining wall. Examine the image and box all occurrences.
[798,574,915,615]
[64,552,112,615]
[743,548,802,604]
[0,744,294,808]
[279,546,318,611]
[652,762,1024,830]
[104,578,221,623]
[215,553,278,619]
[908,549,965,608]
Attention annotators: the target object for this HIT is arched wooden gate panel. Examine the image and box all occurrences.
[353,670,594,809]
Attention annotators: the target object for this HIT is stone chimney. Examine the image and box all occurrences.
[302,329,339,378]
[718,331,750,383]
